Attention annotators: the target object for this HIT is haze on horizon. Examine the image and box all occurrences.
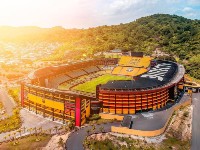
[0,0,200,29]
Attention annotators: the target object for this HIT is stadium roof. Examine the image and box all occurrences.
[100,60,178,90]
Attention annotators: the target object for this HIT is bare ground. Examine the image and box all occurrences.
[42,133,70,150]
[85,105,192,149]
[166,105,192,141]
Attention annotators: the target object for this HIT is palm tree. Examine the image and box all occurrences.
[58,137,64,148]
[34,127,40,140]
[83,139,90,148]
[8,133,11,141]
[99,126,104,133]
[38,127,43,135]
[48,128,52,134]
[28,128,32,135]
[33,127,37,135]
[54,126,58,134]
[23,127,26,133]
[86,129,90,136]
[64,126,69,132]
[58,126,63,134]
[68,119,75,131]
[3,135,7,141]
[17,129,22,138]
[13,132,17,141]
[42,129,46,135]
[92,125,96,133]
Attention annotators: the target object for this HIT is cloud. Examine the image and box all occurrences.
[187,0,200,4]
[183,7,193,12]
[0,0,199,28]
[181,6,198,18]
[95,0,200,26]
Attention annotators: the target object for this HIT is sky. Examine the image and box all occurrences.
[0,0,199,28]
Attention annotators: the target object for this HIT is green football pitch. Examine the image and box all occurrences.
[72,74,131,93]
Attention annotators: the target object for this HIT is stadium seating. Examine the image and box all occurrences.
[118,56,151,68]
[112,55,151,76]
[136,56,151,68]
[112,67,148,76]
[121,67,139,76]
[48,74,71,88]
[83,66,100,73]
[66,69,87,78]
[136,68,148,75]
[118,56,133,66]
[112,66,122,75]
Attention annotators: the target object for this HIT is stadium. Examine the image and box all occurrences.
[21,52,186,126]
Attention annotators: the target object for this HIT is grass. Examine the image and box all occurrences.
[160,136,190,150]
[86,114,116,125]
[85,138,119,150]
[0,108,21,133]
[88,118,114,125]
[87,114,101,121]
[0,135,52,150]
[84,135,190,150]
[8,87,20,105]
[0,87,22,133]
[72,74,131,93]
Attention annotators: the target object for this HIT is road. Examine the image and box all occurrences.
[191,93,200,150]
[65,122,120,150]
[0,88,17,116]
[130,93,190,131]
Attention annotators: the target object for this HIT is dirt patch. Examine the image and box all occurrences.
[166,105,192,141]
[42,133,70,150]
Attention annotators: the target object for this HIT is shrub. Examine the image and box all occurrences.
[87,114,101,121]
[183,111,189,117]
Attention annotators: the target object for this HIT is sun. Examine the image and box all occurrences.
[0,0,85,27]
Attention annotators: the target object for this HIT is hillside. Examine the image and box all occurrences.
[0,14,199,79]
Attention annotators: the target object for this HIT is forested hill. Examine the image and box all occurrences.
[0,14,199,79]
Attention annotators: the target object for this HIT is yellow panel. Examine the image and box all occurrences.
[100,113,124,120]
[178,85,184,89]
[103,108,109,112]
[112,66,122,74]
[109,109,115,114]
[129,109,135,114]
[81,118,86,125]
[116,109,122,114]
[86,102,90,118]
[123,109,129,114]
[28,94,64,111]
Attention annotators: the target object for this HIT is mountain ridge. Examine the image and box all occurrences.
[0,14,199,79]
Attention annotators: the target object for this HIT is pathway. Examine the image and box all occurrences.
[0,88,16,117]
[65,122,120,150]
[191,93,200,150]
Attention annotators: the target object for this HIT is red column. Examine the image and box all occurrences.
[21,83,24,107]
[75,97,81,127]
